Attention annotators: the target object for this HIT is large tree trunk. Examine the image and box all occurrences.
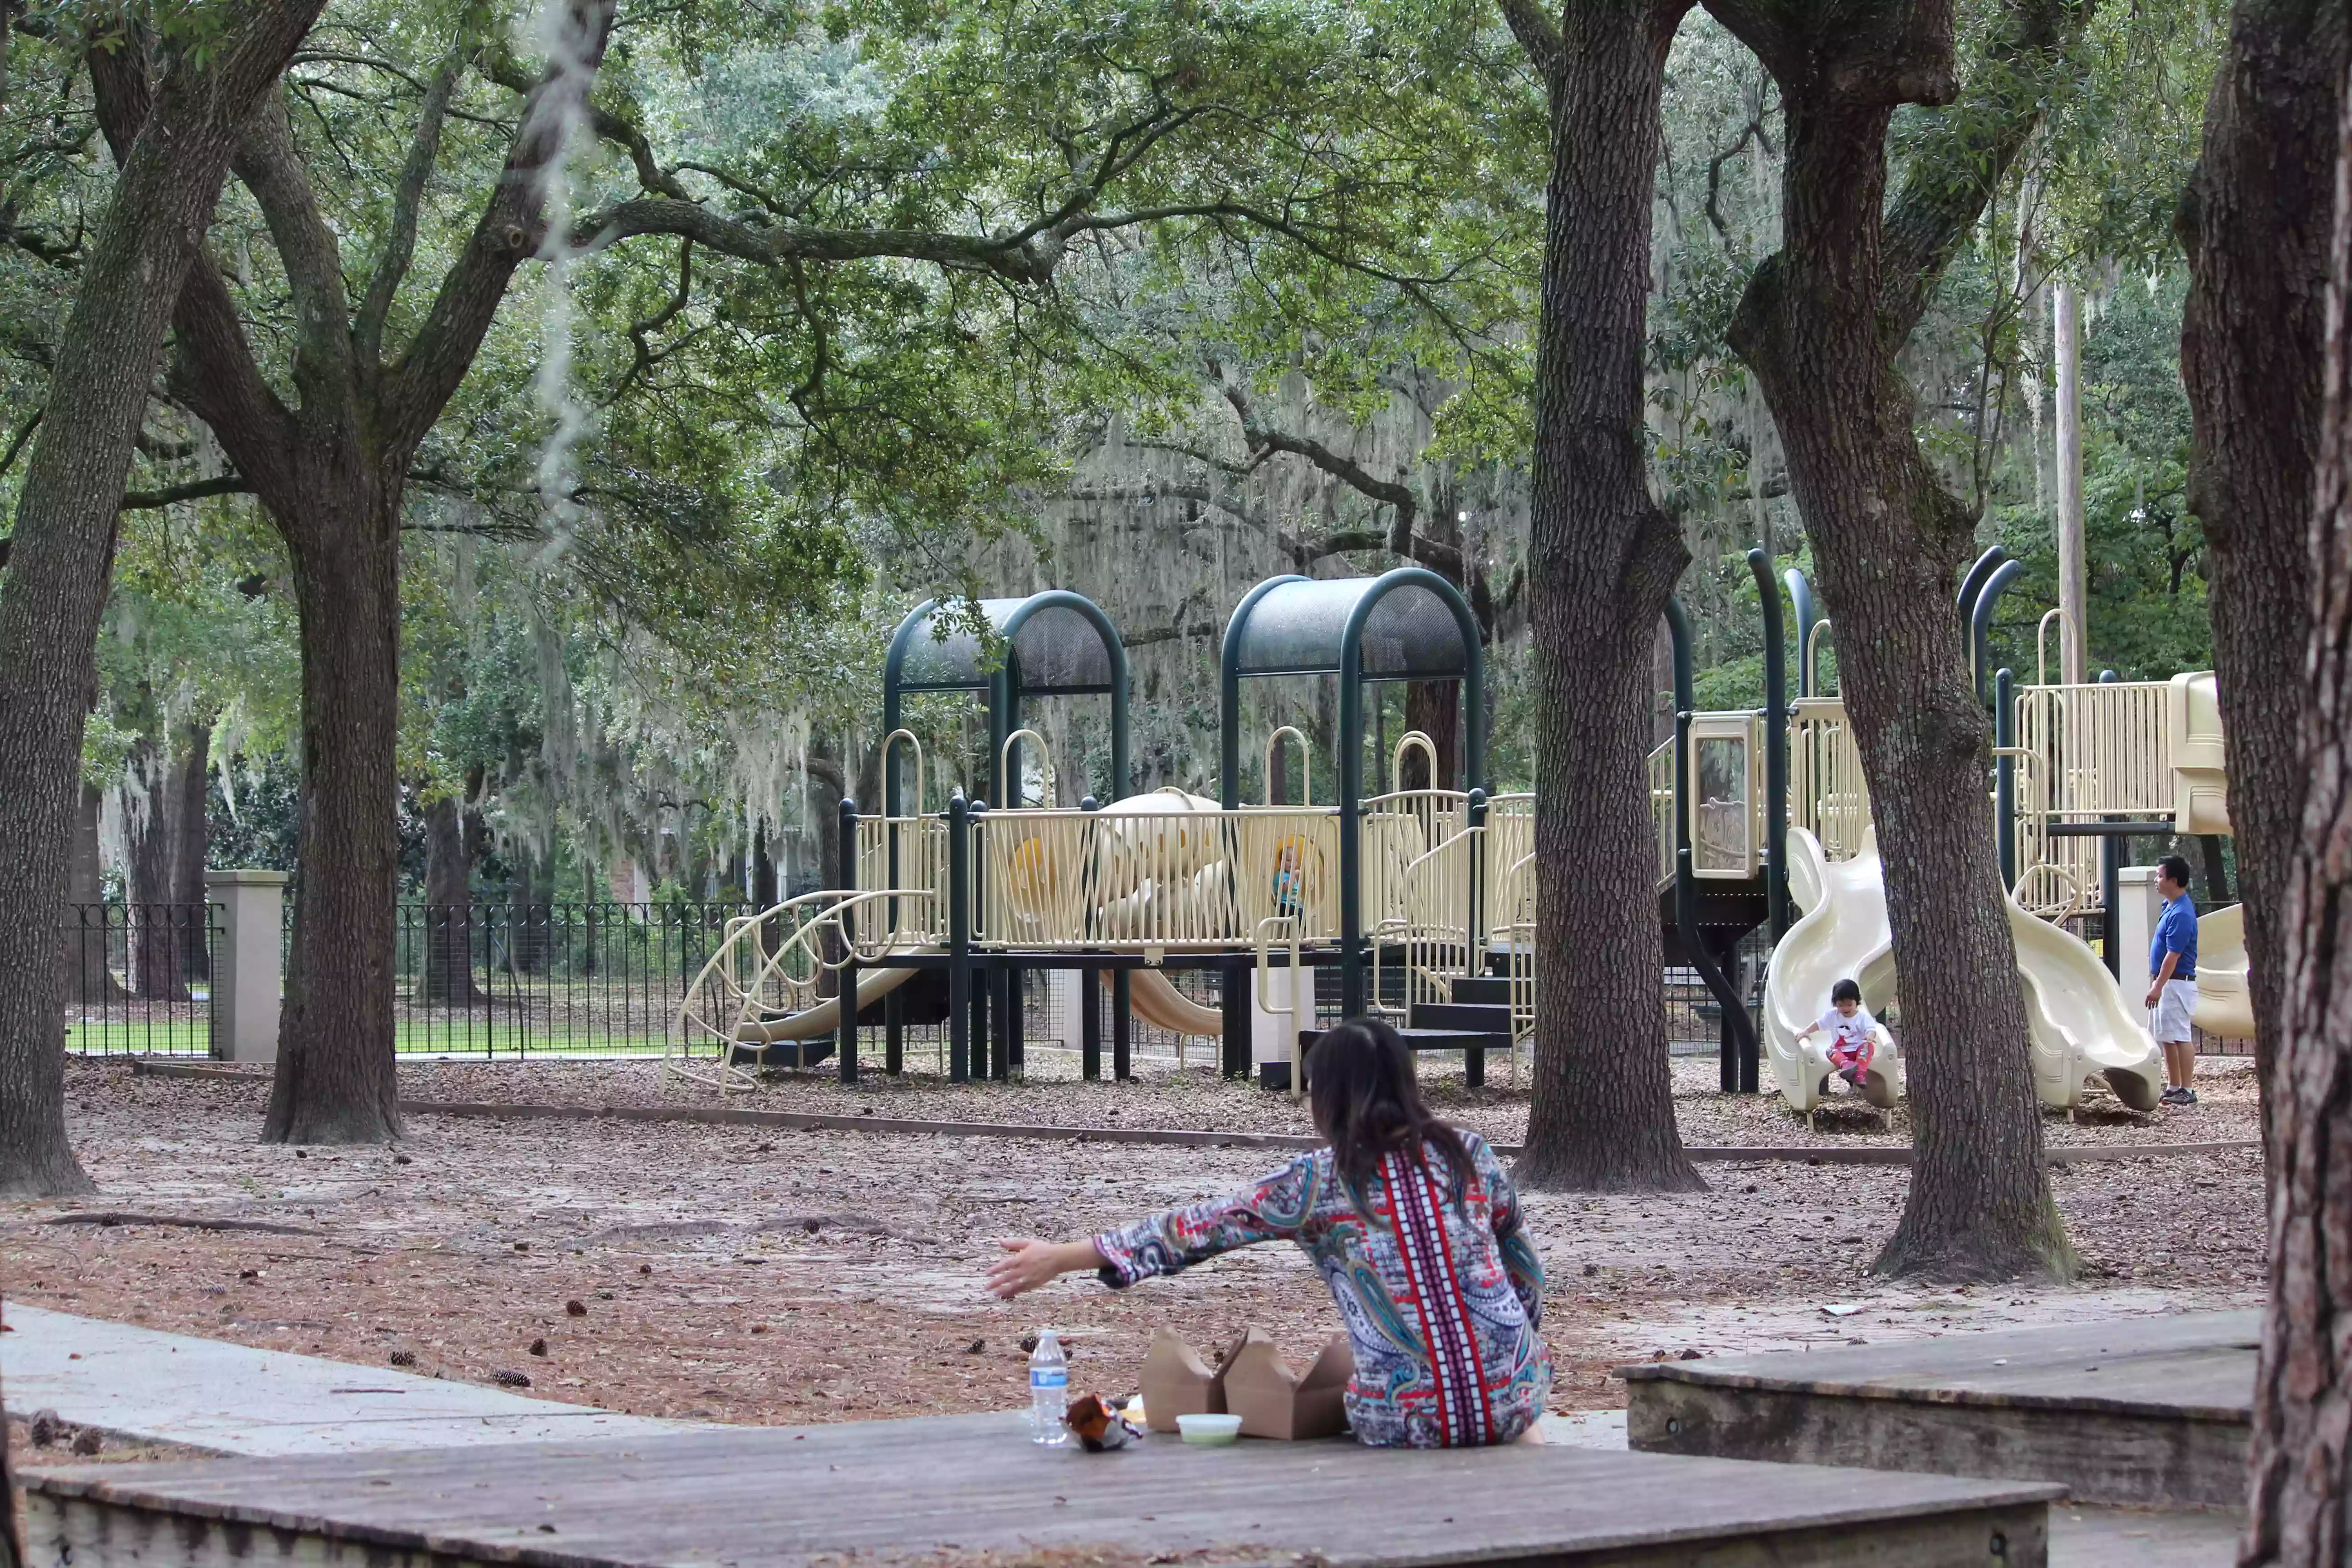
[419,792,484,1004]
[1510,0,1703,1193]
[2239,43,2352,1567]
[168,715,212,981]
[1401,681,1460,791]
[0,0,324,1197]
[1714,3,2071,1280]
[2177,0,2348,1123]
[262,495,403,1144]
[122,705,190,1000]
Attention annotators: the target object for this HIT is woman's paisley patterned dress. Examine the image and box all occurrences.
[1091,1131,1551,1447]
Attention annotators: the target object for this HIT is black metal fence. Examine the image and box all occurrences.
[62,903,220,1055]
[389,902,752,1056]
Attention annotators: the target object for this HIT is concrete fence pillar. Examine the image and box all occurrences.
[206,870,289,1063]
[2116,865,2165,1019]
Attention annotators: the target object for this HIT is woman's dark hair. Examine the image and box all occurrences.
[1308,1017,1475,1211]
[1831,977,1862,1005]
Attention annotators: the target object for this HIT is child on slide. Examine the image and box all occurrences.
[987,1017,1553,1449]
[1797,977,1879,1096]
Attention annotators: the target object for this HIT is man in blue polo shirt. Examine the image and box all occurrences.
[2141,854,2200,1106]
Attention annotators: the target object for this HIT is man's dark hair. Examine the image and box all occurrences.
[2158,854,2194,892]
[1832,977,1862,1005]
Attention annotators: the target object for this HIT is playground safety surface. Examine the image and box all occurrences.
[21,1409,2065,1568]
[6,1057,2264,1428]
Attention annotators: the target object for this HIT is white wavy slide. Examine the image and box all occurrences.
[1764,828,2164,1113]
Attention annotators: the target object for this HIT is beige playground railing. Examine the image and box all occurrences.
[854,813,952,944]
[1648,743,1676,888]
[2011,679,2173,917]
[1788,698,1869,863]
[969,802,1342,951]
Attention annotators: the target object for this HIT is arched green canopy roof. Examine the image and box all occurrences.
[884,592,1126,696]
[882,590,1128,811]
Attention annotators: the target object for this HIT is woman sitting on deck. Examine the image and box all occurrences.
[986,1018,1552,1448]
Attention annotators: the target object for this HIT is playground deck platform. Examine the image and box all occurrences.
[22,1409,2062,1568]
[1621,1309,2257,1509]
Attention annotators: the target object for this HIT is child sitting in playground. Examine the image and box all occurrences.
[985,1017,1552,1449]
[1798,977,1879,1094]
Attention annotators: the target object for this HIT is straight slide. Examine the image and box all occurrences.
[731,964,922,1044]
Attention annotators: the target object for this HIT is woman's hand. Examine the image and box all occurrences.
[986,1238,1100,1300]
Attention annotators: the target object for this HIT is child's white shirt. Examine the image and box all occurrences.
[1816,1007,1878,1052]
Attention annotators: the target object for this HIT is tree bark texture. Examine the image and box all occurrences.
[263,508,405,1142]
[2240,49,2352,1566]
[1709,0,2074,1280]
[420,792,484,1004]
[0,0,324,1198]
[1507,0,1704,1193]
[122,705,190,1000]
[2178,0,2348,1123]
[169,715,213,980]
[1401,680,1460,790]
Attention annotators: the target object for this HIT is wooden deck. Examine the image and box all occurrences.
[1621,1310,2257,1509]
[22,1410,2063,1568]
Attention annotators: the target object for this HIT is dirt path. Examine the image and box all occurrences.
[0,1060,2263,1436]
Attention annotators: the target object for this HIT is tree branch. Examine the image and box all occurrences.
[1497,0,1563,81]
[231,89,356,417]
[83,32,296,496]
[1218,376,1444,565]
[0,410,38,479]
[356,46,462,368]
[119,475,252,510]
[1877,0,2096,344]
[384,0,619,452]
[484,44,690,200]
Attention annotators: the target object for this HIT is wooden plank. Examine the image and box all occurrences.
[23,1411,2063,1568]
[1622,1311,2255,1509]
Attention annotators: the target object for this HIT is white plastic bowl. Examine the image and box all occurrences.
[1177,1413,1242,1446]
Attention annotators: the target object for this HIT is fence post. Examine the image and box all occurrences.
[948,793,970,1083]
[838,797,859,1085]
[206,870,289,1063]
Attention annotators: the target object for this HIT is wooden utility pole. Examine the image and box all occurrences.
[2054,281,2087,685]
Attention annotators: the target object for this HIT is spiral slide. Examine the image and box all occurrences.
[1763,828,2164,1113]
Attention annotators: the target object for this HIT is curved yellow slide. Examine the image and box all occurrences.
[1114,968,1225,1037]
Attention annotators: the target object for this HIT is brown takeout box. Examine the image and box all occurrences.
[1137,1326,1242,1433]
[1221,1328,1354,1441]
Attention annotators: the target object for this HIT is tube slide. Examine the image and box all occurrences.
[1763,828,2164,1113]
[2192,904,2254,1042]
[731,965,922,1044]
[1118,968,1225,1037]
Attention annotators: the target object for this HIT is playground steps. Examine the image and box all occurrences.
[1298,977,1512,1088]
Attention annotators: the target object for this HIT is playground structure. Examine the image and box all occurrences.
[674,547,2244,1114]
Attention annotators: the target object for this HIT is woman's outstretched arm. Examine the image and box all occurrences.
[988,1239,1108,1299]
[987,1153,1323,1299]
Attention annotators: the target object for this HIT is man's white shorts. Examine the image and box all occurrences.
[2152,977,2198,1044]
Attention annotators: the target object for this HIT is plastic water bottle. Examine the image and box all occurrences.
[1028,1329,1069,1446]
